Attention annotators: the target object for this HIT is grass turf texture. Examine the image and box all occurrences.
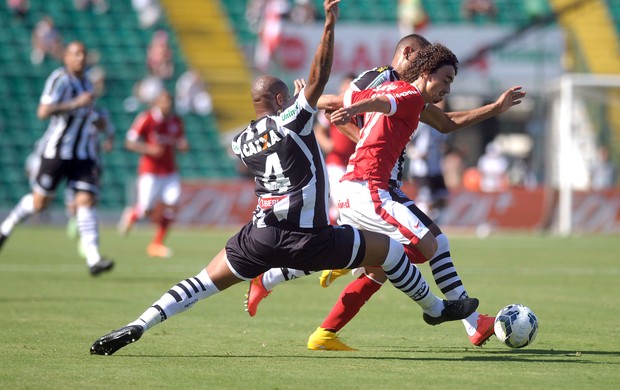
[0,226,618,389]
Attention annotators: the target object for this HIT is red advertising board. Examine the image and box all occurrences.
[177,181,620,234]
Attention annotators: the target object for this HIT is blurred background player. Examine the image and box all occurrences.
[477,140,509,192]
[406,99,450,221]
[66,50,115,247]
[0,41,114,276]
[117,90,188,258]
[314,72,357,224]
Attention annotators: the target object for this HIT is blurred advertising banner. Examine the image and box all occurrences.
[176,181,620,234]
[274,23,564,95]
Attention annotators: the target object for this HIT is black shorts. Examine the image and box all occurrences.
[34,158,100,196]
[412,175,448,200]
[225,222,366,279]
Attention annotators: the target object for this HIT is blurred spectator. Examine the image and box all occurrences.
[124,74,165,112]
[254,0,289,72]
[443,144,467,190]
[508,157,537,189]
[147,30,174,79]
[132,0,162,29]
[7,0,29,20]
[398,0,428,36]
[290,0,316,24]
[74,0,109,14]
[462,0,497,23]
[245,0,266,33]
[31,15,63,65]
[462,167,481,191]
[175,69,213,116]
[406,101,449,220]
[477,141,509,192]
[590,145,616,190]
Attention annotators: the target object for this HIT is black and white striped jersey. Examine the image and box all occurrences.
[38,67,100,161]
[350,65,399,93]
[231,89,329,230]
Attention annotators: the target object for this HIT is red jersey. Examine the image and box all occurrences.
[341,81,425,188]
[127,108,185,175]
[326,123,356,168]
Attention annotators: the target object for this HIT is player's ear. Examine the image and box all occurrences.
[404,46,415,61]
[276,93,285,107]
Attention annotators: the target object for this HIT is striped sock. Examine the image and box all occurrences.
[429,234,466,300]
[261,268,313,291]
[382,239,443,317]
[1,194,35,236]
[130,268,219,331]
[429,233,479,332]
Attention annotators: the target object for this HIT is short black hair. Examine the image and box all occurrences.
[393,34,431,58]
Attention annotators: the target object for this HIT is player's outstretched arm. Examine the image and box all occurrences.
[420,86,526,134]
[330,96,392,125]
[304,0,340,108]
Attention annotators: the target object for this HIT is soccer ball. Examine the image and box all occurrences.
[494,304,538,348]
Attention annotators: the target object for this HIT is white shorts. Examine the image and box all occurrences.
[135,173,181,215]
[326,163,346,199]
[335,180,430,246]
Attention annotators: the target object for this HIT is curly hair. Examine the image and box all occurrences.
[401,43,459,83]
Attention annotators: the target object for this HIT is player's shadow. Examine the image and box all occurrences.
[127,348,620,364]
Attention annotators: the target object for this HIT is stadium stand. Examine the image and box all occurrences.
[2,0,617,213]
[0,1,237,210]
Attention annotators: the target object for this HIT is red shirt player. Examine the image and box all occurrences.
[118,90,189,258]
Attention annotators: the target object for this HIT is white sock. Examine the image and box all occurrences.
[463,312,480,335]
[76,206,101,266]
[261,268,313,291]
[128,268,220,331]
[1,194,35,235]
[381,238,444,317]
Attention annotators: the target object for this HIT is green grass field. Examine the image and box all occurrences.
[0,225,618,389]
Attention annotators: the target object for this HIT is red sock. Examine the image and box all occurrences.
[129,208,138,224]
[152,215,172,245]
[320,274,382,332]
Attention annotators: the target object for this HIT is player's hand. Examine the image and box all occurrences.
[146,144,164,158]
[293,79,306,96]
[324,0,340,25]
[495,86,525,113]
[330,106,355,126]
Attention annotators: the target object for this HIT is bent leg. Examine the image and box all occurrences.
[357,231,443,314]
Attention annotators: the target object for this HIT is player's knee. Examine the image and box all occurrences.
[404,244,428,264]
[417,233,438,260]
[32,193,50,211]
[358,230,392,267]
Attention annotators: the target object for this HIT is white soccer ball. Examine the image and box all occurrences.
[494,304,538,348]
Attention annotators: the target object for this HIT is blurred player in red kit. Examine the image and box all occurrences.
[314,73,358,224]
[118,90,189,258]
